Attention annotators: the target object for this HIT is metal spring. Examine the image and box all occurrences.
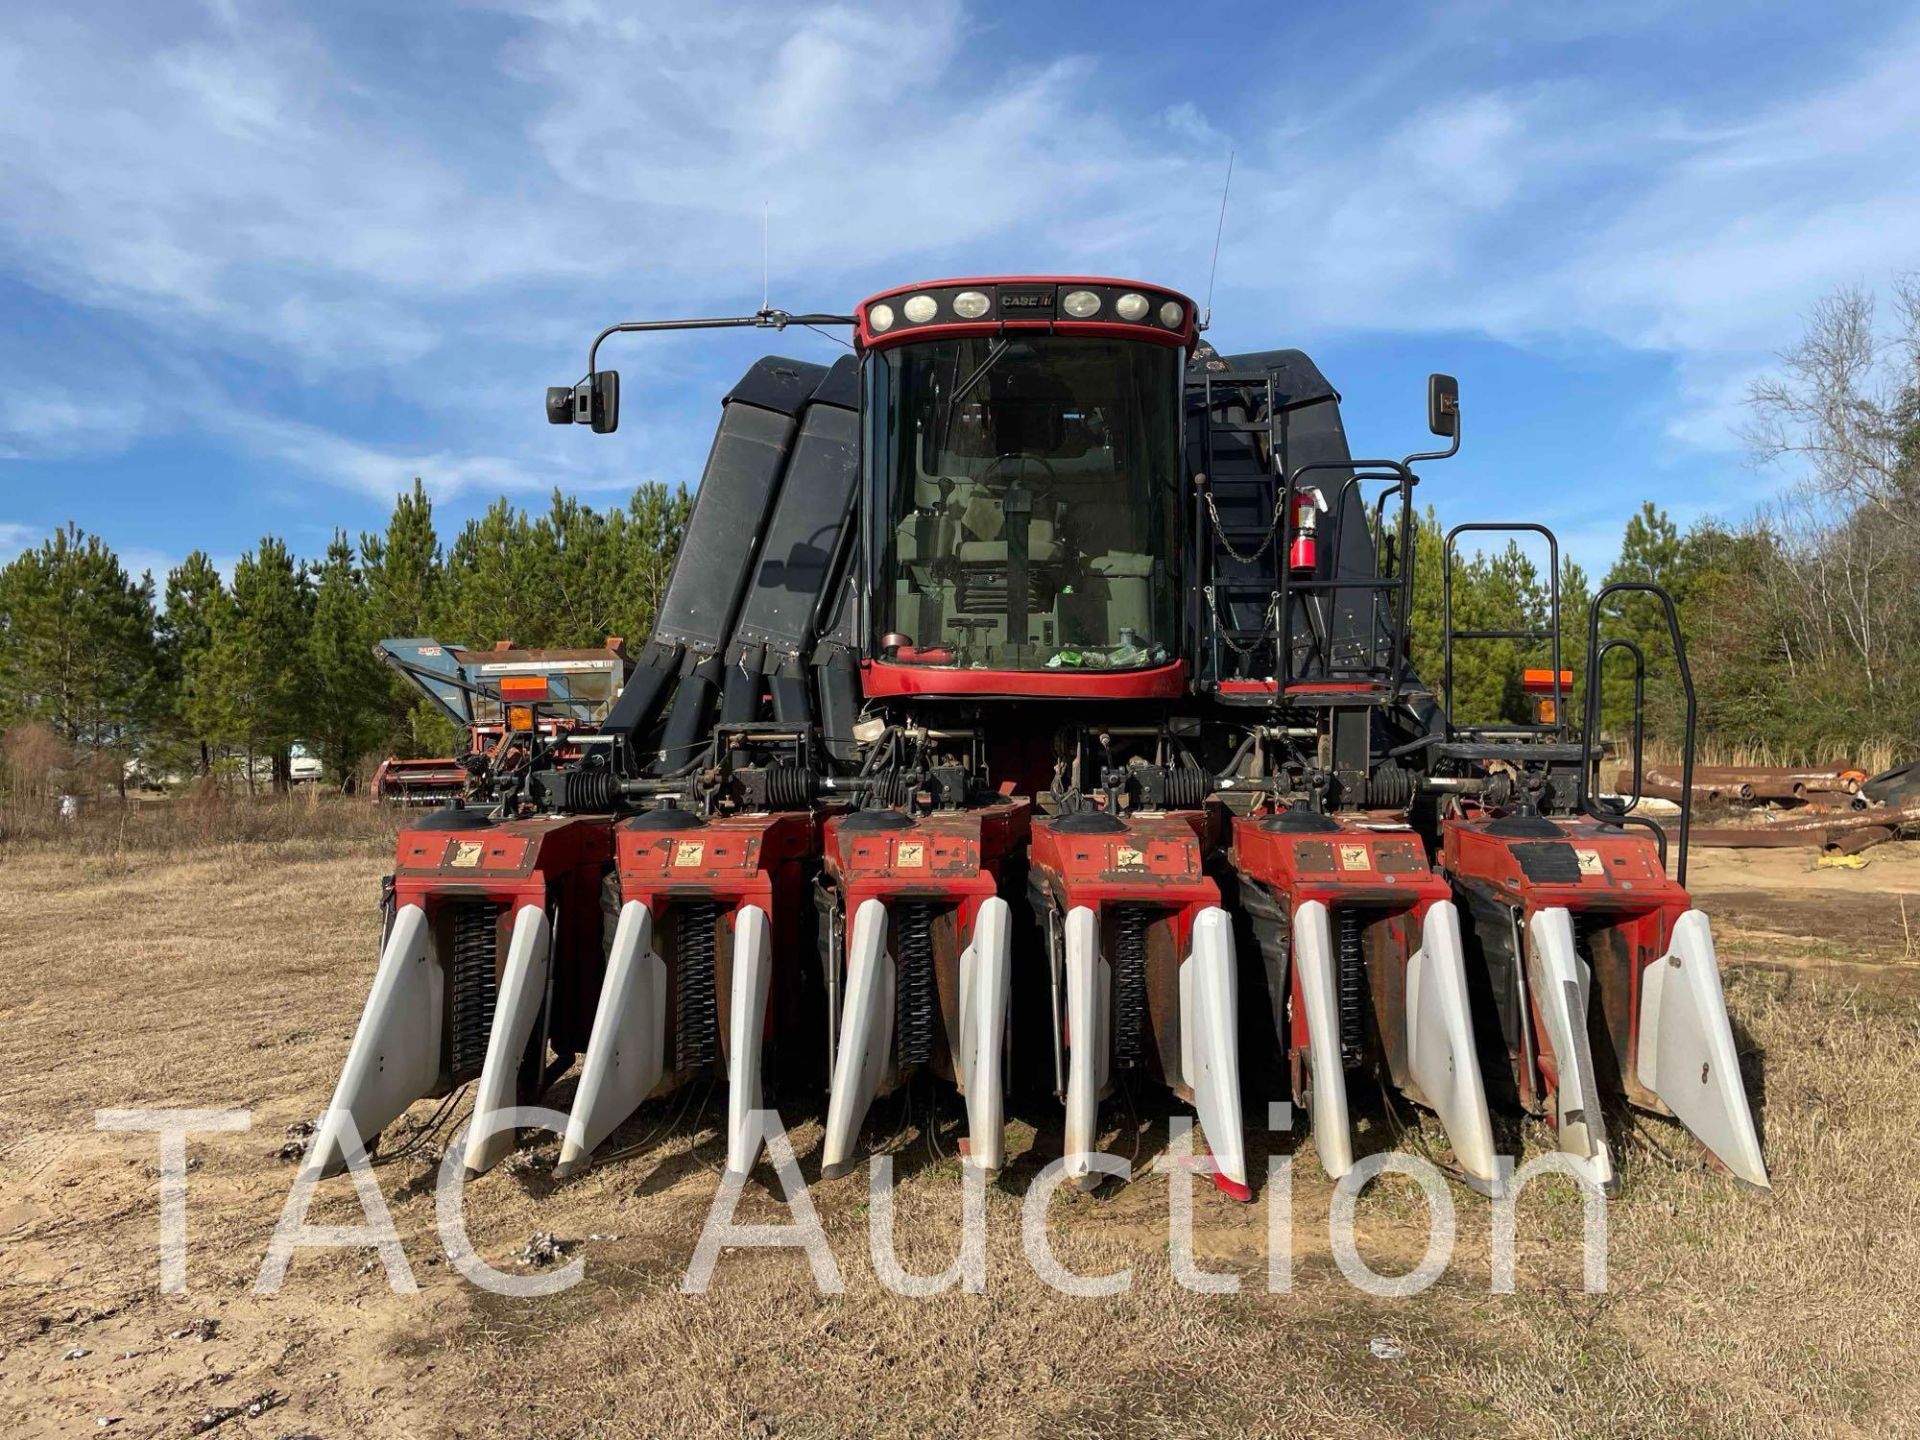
[894,903,938,1069]
[450,902,501,1080]
[674,903,720,1072]
[1335,907,1367,1066]
[1113,906,1149,1069]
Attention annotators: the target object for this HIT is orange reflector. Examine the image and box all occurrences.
[507,705,535,732]
[1535,697,1558,725]
[1521,669,1574,692]
[498,674,550,700]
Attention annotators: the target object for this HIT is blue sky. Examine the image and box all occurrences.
[3,0,1918,584]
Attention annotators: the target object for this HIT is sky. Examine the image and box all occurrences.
[3,0,1919,586]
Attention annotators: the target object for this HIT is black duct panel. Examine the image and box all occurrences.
[814,642,859,766]
[597,639,680,742]
[651,356,827,658]
[816,539,860,650]
[731,356,861,660]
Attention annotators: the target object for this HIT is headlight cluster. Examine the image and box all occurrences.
[864,283,1191,335]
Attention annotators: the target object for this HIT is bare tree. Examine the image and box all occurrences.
[1747,276,1920,518]
[1736,277,1920,754]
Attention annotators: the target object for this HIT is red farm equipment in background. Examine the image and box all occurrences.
[370,641,630,807]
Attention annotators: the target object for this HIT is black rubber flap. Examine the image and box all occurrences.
[1050,811,1128,834]
[1512,841,1582,884]
[1260,809,1341,833]
[625,808,706,831]
[408,806,492,831]
[842,809,914,832]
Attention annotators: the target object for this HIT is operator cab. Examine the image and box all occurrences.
[857,279,1198,679]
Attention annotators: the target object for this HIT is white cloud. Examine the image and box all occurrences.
[0,521,37,558]
[0,384,150,461]
[2,0,1918,510]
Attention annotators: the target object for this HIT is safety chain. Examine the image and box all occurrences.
[1198,473,1284,565]
[1205,584,1280,659]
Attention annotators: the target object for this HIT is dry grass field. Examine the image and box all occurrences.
[4,827,1919,1438]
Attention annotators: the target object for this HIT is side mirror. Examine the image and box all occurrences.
[544,371,620,433]
[1427,373,1459,438]
[588,370,619,434]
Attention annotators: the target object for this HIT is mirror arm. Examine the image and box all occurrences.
[585,309,857,375]
[1403,414,1461,468]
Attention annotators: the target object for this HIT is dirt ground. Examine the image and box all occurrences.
[4,837,1919,1439]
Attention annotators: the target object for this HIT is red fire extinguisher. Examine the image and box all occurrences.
[1288,488,1328,574]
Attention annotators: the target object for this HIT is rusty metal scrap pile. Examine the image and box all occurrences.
[1639,761,1920,851]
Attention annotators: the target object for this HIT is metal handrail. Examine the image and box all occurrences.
[1441,522,1563,739]
[1579,582,1695,885]
[1190,370,1421,698]
[1591,637,1646,811]
[1279,459,1418,696]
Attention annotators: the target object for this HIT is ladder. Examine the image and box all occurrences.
[1193,368,1286,685]
[1192,370,1419,702]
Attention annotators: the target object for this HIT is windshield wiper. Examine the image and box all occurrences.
[949,337,1010,409]
[936,337,1016,453]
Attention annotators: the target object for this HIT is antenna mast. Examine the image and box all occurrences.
[1203,149,1234,331]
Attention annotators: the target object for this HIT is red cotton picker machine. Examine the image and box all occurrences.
[310,276,1770,1201]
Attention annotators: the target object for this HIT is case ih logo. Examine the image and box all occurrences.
[998,287,1055,312]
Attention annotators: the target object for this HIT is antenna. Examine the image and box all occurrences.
[761,201,771,314]
[1203,149,1234,331]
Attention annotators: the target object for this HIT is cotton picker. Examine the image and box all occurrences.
[310,274,1768,1199]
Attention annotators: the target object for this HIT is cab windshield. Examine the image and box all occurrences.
[870,336,1182,671]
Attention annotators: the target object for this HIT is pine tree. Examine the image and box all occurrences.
[1599,503,1703,740]
[360,479,447,757]
[622,481,693,644]
[194,536,312,792]
[545,489,623,647]
[0,525,159,791]
[160,551,227,776]
[306,533,385,788]
[1398,509,1553,728]
[1553,556,1593,731]
[443,499,542,649]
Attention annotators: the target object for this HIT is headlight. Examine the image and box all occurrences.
[1061,289,1101,318]
[1159,300,1185,329]
[903,294,938,323]
[1115,292,1149,321]
[952,290,991,319]
[868,303,895,332]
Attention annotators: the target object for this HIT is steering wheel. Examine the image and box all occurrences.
[978,452,1057,501]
